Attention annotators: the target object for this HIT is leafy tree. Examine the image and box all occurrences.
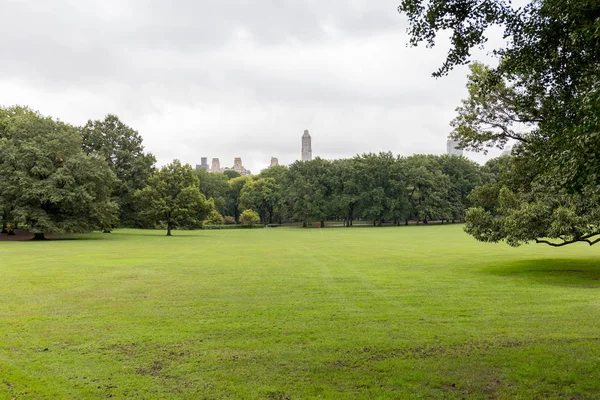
[227,175,250,223]
[239,209,260,226]
[80,114,156,228]
[239,178,281,225]
[0,106,118,240]
[403,155,452,224]
[287,158,333,227]
[466,155,600,247]
[353,153,406,226]
[135,160,213,236]
[195,168,230,214]
[398,0,600,245]
[203,210,225,226]
[330,158,361,226]
[257,165,289,224]
[438,155,482,222]
[223,169,241,179]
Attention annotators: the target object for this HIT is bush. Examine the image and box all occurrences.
[223,216,236,225]
[203,210,224,226]
[240,209,261,226]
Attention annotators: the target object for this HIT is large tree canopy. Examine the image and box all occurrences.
[398,0,600,246]
[0,106,117,239]
[81,114,156,227]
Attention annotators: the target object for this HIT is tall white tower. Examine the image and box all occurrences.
[446,138,463,156]
[302,130,312,162]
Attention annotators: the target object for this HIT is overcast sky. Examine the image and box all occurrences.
[1,0,506,173]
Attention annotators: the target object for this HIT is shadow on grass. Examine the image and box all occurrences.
[483,258,600,288]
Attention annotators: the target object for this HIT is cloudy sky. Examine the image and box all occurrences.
[1,0,505,173]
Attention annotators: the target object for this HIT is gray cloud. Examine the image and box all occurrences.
[0,0,498,173]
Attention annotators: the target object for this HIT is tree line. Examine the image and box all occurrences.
[0,105,496,239]
[199,153,487,228]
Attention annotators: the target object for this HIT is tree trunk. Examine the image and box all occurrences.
[405,219,408,225]
[303,221,307,228]
[320,220,325,228]
[32,232,46,241]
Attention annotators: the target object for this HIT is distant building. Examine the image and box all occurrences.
[195,157,209,171]
[302,130,312,162]
[501,145,513,156]
[446,138,463,156]
[199,156,251,176]
[270,157,279,167]
[211,158,221,173]
[231,157,251,175]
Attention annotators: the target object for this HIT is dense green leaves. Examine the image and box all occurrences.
[399,0,600,246]
[0,106,117,238]
[81,114,156,227]
[134,160,213,236]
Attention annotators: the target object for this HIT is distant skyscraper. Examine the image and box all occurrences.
[302,130,312,161]
[196,157,209,171]
[501,145,513,156]
[446,138,463,156]
[211,158,221,173]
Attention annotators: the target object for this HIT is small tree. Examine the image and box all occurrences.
[240,209,260,227]
[203,210,225,226]
[135,160,214,236]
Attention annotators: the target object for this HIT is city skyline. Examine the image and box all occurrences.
[0,0,507,176]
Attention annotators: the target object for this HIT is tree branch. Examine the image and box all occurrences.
[535,233,600,247]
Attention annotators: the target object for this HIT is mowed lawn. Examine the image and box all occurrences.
[1,226,599,399]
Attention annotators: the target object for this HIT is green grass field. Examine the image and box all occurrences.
[1,225,600,399]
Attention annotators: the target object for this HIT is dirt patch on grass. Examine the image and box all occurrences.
[330,337,600,365]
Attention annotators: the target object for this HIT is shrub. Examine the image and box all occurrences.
[223,216,236,225]
[240,209,261,226]
[203,210,224,226]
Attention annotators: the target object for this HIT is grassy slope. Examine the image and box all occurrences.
[1,225,599,399]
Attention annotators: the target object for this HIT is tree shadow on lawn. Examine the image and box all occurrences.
[483,258,600,288]
[0,231,104,242]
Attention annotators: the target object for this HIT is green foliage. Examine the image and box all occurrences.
[286,158,334,226]
[0,106,118,237]
[223,169,241,179]
[195,168,230,214]
[227,175,251,223]
[403,155,452,223]
[239,178,281,225]
[399,0,600,246]
[239,209,261,226]
[135,160,214,235]
[203,210,225,226]
[80,114,156,228]
[466,157,600,246]
[223,215,236,225]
